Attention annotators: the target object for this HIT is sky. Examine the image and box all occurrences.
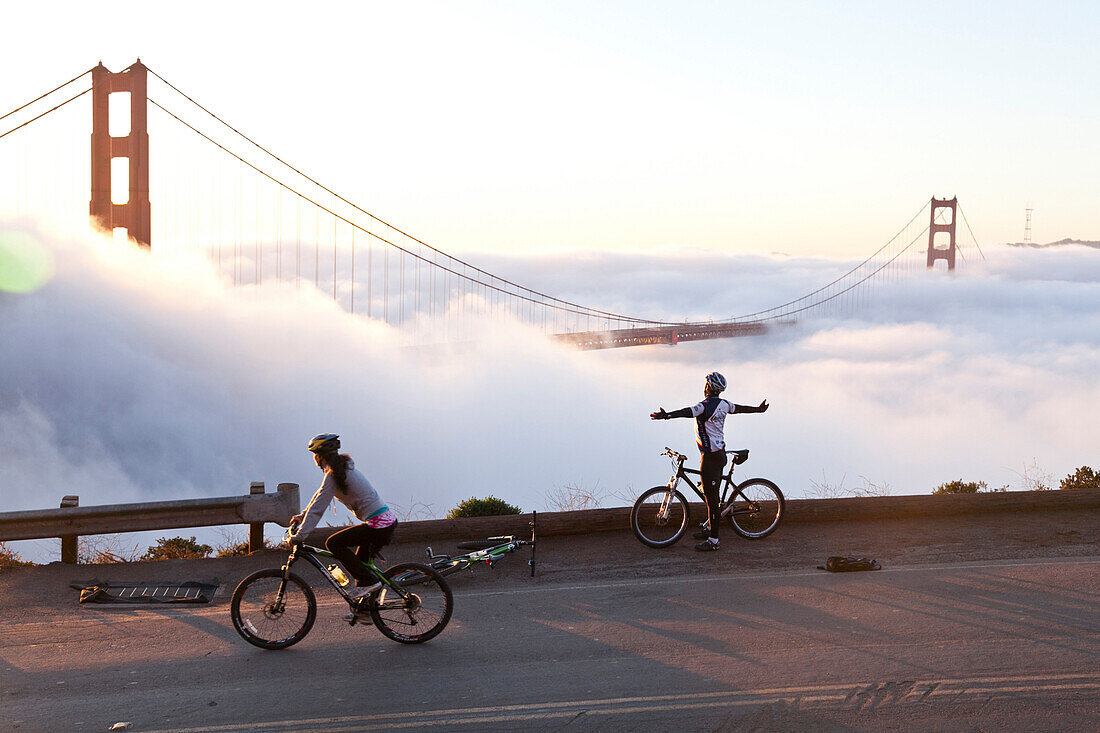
[1,2,1098,561]
[2,1,1099,255]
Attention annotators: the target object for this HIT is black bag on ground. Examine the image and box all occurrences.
[818,556,881,572]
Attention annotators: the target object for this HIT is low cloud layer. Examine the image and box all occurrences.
[1,228,1097,559]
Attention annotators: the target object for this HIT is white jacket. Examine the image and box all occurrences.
[290,459,387,540]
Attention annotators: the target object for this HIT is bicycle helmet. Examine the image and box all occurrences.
[705,372,727,394]
[307,433,340,454]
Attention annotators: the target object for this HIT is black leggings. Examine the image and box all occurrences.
[700,451,728,539]
[325,521,397,585]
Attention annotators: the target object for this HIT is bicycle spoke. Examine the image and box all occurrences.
[231,570,316,649]
[726,479,784,539]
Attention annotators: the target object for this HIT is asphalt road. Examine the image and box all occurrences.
[2,555,1098,732]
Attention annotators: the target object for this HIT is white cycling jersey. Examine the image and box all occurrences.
[691,397,734,453]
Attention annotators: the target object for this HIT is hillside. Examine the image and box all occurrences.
[1006,238,1100,249]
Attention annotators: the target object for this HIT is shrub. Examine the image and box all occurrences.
[0,542,32,570]
[932,480,988,495]
[141,536,213,561]
[1060,466,1100,491]
[446,495,521,518]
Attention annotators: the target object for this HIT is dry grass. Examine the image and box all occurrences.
[77,535,141,564]
[806,472,892,499]
[213,529,271,557]
[543,482,634,511]
[1012,458,1055,492]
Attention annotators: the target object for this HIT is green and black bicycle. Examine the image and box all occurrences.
[394,512,537,582]
[230,533,453,649]
[631,447,785,548]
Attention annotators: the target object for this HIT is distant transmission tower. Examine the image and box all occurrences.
[1024,204,1034,245]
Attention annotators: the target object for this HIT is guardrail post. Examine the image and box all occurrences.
[249,482,265,553]
[60,495,79,564]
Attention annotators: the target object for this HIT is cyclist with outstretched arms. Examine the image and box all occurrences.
[651,372,768,551]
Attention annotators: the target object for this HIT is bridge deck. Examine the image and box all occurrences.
[554,321,769,350]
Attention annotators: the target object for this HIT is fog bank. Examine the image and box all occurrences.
[1,228,1097,559]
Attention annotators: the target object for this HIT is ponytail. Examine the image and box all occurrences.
[322,452,352,492]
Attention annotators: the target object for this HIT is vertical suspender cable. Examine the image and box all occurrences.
[367,223,372,317]
[256,178,261,286]
[295,196,301,289]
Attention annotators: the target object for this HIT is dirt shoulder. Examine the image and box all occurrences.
[2,507,1097,622]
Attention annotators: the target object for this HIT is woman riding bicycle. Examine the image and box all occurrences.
[650,372,768,552]
[288,433,398,601]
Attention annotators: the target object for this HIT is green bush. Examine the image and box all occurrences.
[932,480,988,495]
[446,495,521,518]
[1060,466,1100,491]
[141,536,213,561]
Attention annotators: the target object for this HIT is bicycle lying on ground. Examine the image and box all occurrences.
[630,447,785,548]
[230,532,453,649]
[396,512,538,582]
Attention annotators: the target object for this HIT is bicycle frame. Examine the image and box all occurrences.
[665,451,760,520]
[281,542,408,609]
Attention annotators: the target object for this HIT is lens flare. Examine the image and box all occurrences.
[0,230,54,293]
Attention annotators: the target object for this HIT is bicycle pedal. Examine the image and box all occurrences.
[343,612,367,625]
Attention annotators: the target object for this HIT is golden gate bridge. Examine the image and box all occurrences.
[0,61,984,349]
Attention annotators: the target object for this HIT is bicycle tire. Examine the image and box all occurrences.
[456,540,505,551]
[725,478,784,539]
[230,568,316,650]
[630,486,690,548]
[370,562,453,644]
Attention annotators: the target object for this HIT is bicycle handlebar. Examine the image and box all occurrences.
[662,447,687,461]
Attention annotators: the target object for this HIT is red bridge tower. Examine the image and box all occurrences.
[926,196,956,271]
[89,60,151,248]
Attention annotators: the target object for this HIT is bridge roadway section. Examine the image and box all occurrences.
[1,501,1098,732]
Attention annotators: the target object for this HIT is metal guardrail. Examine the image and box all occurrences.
[0,482,300,563]
[303,487,1100,545]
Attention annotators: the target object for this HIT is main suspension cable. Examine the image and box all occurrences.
[0,67,94,124]
[148,96,657,322]
[958,205,986,260]
[144,66,659,325]
[725,200,930,321]
[0,86,91,140]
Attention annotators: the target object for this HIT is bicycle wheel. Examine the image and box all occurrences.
[370,562,453,644]
[456,540,502,550]
[231,569,316,650]
[630,487,690,548]
[725,478,784,539]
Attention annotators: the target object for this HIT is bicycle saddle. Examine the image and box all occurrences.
[726,449,749,465]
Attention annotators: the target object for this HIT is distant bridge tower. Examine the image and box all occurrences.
[90,60,151,248]
[926,196,957,271]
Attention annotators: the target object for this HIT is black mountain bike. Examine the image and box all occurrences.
[631,447,784,548]
[230,534,453,649]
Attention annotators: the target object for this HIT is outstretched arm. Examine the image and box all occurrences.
[732,399,769,414]
[650,406,694,420]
